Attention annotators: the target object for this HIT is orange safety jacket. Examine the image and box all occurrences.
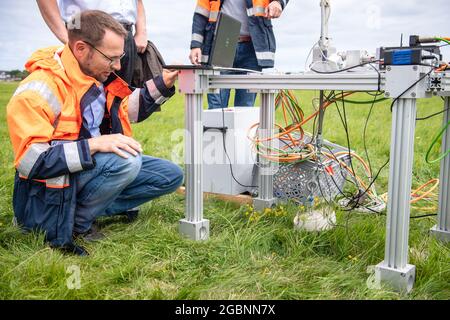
[196,0,273,22]
[6,45,175,247]
[191,0,288,67]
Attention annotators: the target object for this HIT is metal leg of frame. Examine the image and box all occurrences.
[375,98,417,293]
[253,91,278,211]
[430,97,450,242]
[179,93,209,240]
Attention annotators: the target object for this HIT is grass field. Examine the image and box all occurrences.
[0,81,448,300]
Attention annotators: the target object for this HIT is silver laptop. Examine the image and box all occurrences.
[163,12,241,70]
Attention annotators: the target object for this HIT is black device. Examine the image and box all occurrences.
[378,35,442,68]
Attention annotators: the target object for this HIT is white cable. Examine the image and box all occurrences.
[304,41,319,71]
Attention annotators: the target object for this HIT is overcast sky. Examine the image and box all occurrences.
[0,0,449,71]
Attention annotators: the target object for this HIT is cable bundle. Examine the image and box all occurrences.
[247,89,440,215]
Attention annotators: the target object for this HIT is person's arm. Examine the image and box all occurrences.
[123,69,177,124]
[189,1,209,64]
[134,0,148,54]
[36,0,68,44]
[89,70,178,158]
[7,91,94,179]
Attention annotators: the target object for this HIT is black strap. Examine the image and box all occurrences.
[120,23,133,32]
[110,96,124,134]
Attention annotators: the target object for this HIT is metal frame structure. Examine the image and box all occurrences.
[430,96,450,242]
[177,67,450,293]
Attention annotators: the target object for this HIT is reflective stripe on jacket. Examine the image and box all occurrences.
[191,0,288,68]
[6,45,175,247]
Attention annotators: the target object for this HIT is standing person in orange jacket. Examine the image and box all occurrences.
[36,0,148,85]
[189,0,288,109]
[6,10,181,256]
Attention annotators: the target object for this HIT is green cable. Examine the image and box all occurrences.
[281,90,304,120]
[282,91,303,123]
[436,37,450,45]
[425,119,450,163]
[276,91,302,124]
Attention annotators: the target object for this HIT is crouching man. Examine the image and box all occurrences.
[6,10,183,255]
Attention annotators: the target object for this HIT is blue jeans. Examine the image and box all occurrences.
[73,152,183,233]
[208,41,263,109]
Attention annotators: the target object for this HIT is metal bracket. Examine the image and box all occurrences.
[384,65,432,99]
[179,219,210,241]
[430,226,450,242]
[178,69,217,94]
[375,263,415,293]
[253,198,277,211]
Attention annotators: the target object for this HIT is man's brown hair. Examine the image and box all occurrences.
[67,10,128,46]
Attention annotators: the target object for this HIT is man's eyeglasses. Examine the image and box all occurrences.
[84,41,125,66]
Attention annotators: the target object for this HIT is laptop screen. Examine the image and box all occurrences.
[208,12,241,68]
[162,12,241,70]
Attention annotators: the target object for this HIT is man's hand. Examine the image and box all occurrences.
[88,134,143,159]
[189,48,202,65]
[162,69,178,88]
[134,32,147,54]
[265,1,283,19]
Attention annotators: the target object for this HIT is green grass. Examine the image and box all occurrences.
[0,82,449,300]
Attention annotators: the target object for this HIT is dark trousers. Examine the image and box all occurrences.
[207,41,262,109]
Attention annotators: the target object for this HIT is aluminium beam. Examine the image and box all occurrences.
[178,70,210,241]
[430,97,450,242]
[208,72,383,91]
[253,90,278,211]
[375,98,417,293]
